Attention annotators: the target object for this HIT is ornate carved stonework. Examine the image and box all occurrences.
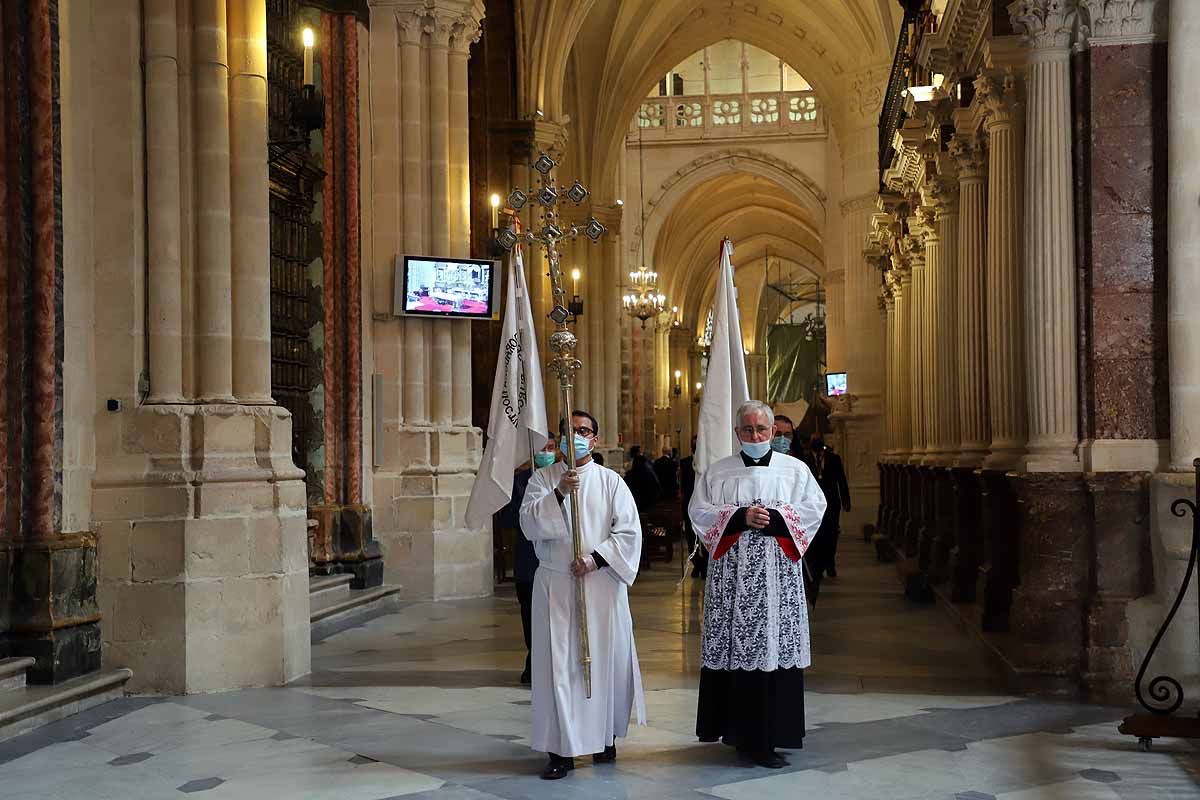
[1079,0,1167,45]
[949,132,988,179]
[1009,0,1081,51]
[975,69,1023,126]
[846,62,892,126]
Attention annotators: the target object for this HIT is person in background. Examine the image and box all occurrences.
[592,451,606,467]
[680,436,706,578]
[624,453,661,513]
[801,430,851,593]
[501,432,560,685]
[653,446,680,501]
[772,414,795,454]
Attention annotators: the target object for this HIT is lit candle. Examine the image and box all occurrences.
[489,193,500,229]
[302,28,314,87]
[571,268,581,293]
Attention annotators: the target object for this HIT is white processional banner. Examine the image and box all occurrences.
[694,238,749,474]
[465,246,549,528]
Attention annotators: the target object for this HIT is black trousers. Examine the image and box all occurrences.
[696,667,806,753]
[683,521,708,576]
[516,580,533,673]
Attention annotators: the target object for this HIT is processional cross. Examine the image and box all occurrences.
[496,153,607,698]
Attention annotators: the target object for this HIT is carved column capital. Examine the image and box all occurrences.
[975,69,1024,127]
[1009,0,1081,52]
[1079,0,1167,46]
[949,132,988,179]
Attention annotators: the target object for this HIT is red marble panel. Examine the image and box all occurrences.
[1089,212,1155,293]
[1090,126,1156,217]
[1089,44,1161,131]
[1091,291,1158,361]
[1092,358,1161,440]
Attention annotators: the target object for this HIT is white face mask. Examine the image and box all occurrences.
[740,439,772,460]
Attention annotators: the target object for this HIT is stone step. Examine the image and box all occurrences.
[0,657,36,693]
[310,585,403,643]
[309,573,354,607]
[0,668,132,743]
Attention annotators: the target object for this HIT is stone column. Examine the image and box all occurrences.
[1011,0,1082,471]
[1167,0,1200,471]
[950,132,991,465]
[933,183,961,464]
[399,16,427,424]
[919,201,945,465]
[907,232,928,465]
[825,268,846,372]
[448,25,475,425]
[977,70,1028,469]
[144,0,184,403]
[428,19,453,426]
[193,0,235,402]
[893,270,913,459]
[591,207,623,451]
[228,0,271,403]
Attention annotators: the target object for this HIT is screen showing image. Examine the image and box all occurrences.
[826,372,848,397]
[397,256,496,318]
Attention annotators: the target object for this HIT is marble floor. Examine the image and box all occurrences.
[2,538,1198,799]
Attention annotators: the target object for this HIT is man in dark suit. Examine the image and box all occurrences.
[652,447,679,501]
[800,431,851,598]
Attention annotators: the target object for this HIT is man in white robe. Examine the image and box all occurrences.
[689,400,827,768]
[519,409,645,780]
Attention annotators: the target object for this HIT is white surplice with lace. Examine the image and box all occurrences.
[519,459,646,757]
[688,452,827,671]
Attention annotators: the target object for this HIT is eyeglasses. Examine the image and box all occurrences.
[574,426,596,439]
[738,425,772,437]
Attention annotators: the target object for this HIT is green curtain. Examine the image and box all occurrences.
[767,324,824,404]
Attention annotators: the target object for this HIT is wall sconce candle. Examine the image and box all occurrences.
[302,28,315,87]
[490,193,501,229]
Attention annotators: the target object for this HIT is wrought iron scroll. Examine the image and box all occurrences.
[1133,459,1200,716]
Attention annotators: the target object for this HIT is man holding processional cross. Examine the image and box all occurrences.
[468,152,642,780]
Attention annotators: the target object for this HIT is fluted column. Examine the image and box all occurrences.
[934,184,961,463]
[825,268,846,372]
[894,271,913,457]
[951,133,991,466]
[1011,0,1081,471]
[228,0,271,403]
[448,22,476,426]
[920,204,945,465]
[193,0,234,401]
[144,0,184,402]
[908,234,928,464]
[978,70,1028,469]
[883,291,897,455]
[1168,0,1200,470]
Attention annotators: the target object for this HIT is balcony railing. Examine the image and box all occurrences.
[629,90,824,141]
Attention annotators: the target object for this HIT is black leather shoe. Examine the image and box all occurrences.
[593,744,616,763]
[519,667,531,685]
[540,756,574,780]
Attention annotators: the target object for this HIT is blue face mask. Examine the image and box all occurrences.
[770,435,791,453]
[740,439,772,460]
[560,434,592,461]
[533,451,555,468]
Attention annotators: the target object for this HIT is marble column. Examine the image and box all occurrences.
[950,133,991,465]
[920,202,946,465]
[907,232,928,465]
[1168,0,1200,470]
[193,0,235,402]
[977,70,1028,469]
[883,290,897,456]
[1011,0,1082,471]
[144,0,184,403]
[893,270,913,458]
[933,184,961,464]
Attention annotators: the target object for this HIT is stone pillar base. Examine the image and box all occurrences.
[916,467,937,575]
[309,504,384,589]
[1008,473,1090,692]
[3,535,102,683]
[977,469,1019,632]
[929,467,956,584]
[948,467,982,603]
[372,426,491,600]
[94,404,311,695]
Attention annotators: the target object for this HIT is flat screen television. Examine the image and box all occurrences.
[825,372,848,397]
[393,255,499,319]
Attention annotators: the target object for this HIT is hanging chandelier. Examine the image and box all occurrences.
[623,124,668,328]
